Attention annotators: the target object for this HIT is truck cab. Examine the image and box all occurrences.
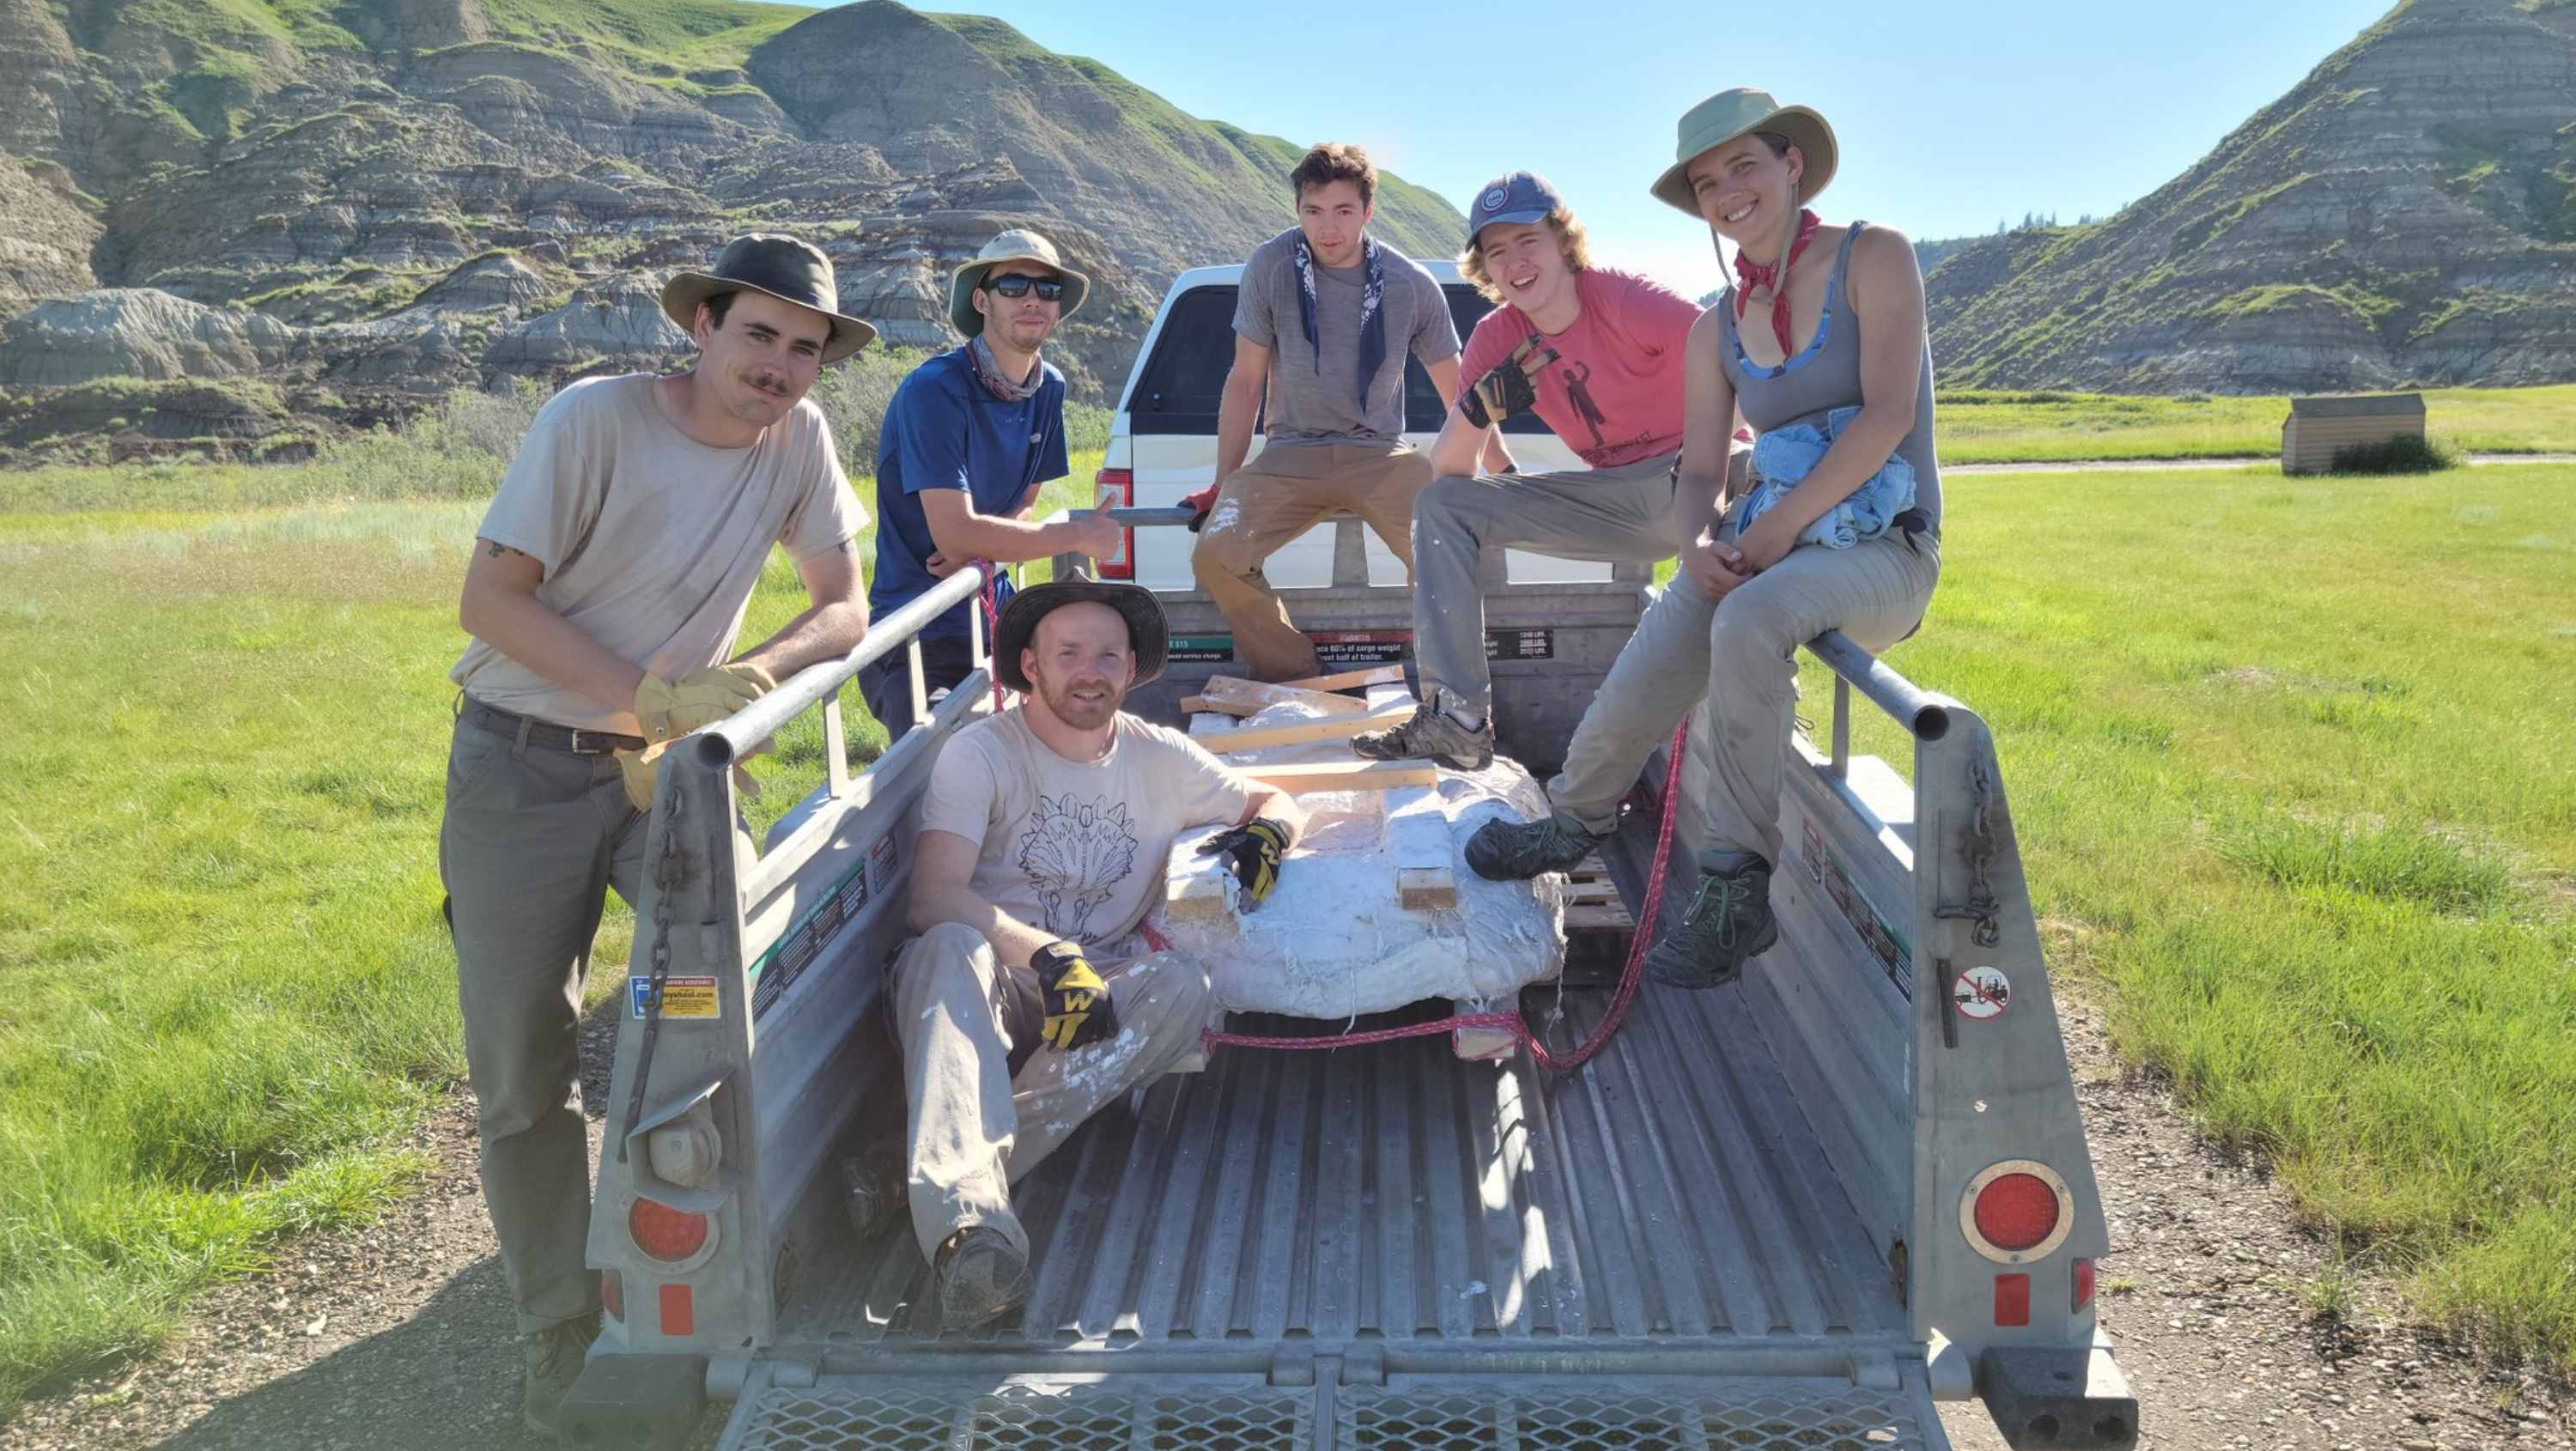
[558,270,2139,1451]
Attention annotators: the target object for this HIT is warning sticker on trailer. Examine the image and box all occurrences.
[629,974,720,1020]
[1485,628,1555,661]
[1799,817,1914,999]
[1951,966,2011,1021]
[1308,630,1411,667]
[1167,634,1234,663]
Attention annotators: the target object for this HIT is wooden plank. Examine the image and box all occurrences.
[1277,664,1404,694]
[1202,702,1410,756]
[1238,760,1437,793]
[1387,780,1455,912]
[1193,676,1371,718]
[1163,833,1234,922]
[1399,866,1458,910]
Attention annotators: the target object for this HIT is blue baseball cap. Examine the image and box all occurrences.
[1467,171,1564,250]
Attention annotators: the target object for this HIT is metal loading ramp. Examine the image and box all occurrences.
[721,1374,1945,1449]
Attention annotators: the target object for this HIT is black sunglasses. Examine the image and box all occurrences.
[983,274,1066,301]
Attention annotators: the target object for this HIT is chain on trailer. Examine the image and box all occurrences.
[1930,756,2001,1052]
[618,788,688,1163]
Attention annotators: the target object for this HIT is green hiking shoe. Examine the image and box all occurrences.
[1643,861,1778,989]
[522,1309,600,1438]
[1466,810,1607,882]
[1351,703,1494,771]
[933,1225,1031,1332]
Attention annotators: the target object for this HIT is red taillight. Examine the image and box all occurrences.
[1995,1272,2031,1327]
[629,1198,709,1262]
[1094,468,1133,579]
[600,1268,624,1322]
[2072,1256,2096,1313]
[1974,1173,2063,1252]
[659,1283,695,1336]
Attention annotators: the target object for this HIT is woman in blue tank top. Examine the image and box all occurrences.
[1465,88,1942,991]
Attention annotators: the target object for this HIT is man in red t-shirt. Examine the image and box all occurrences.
[1355,171,1713,769]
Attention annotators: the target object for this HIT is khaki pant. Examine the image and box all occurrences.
[440,713,645,1334]
[888,923,1213,1262]
[1547,529,1941,869]
[1190,442,1433,680]
[1409,452,1680,719]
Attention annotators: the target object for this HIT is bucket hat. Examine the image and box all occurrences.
[992,572,1167,695]
[1649,88,1838,217]
[661,234,876,364]
[949,229,1092,337]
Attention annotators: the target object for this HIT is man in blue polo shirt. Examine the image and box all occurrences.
[862,229,1123,736]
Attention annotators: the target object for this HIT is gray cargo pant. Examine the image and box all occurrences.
[1546,528,1940,870]
[890,924,1214,1263]
[439,712,644,1335]
[1408,452,1680,720]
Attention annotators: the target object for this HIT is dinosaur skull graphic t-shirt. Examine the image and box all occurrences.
[916,708,1261,949]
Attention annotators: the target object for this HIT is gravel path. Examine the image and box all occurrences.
[3,989,2567,1451]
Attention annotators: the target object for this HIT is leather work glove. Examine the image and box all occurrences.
[634,662,777,744]
[1181,483,1219,533]
[1030,941,1118,1051]
[1199,817,1291,908]
[1458,335,1559,429]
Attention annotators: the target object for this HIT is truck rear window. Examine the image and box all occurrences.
[1124,283,1553,437]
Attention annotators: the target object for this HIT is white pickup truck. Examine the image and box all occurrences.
[553,270,2140,1451]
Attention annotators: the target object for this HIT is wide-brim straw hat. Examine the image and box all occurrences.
[1649,88,1838,218]
[949,228,1091,337]
[661,233,876,365]
[992,572,1167,695]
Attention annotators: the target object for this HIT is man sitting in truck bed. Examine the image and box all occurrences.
[1184,142,1471,681]
[894,576,1306,1328]
[1352,170,1706,770]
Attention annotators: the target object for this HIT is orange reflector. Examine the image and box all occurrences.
[659,1283,694,1337]
[629,1197,709,1262]
[2073,1256,2097,1313]
[1094,468,1134,579]
[1996,1272,2031,1327]
[1974,1172,2062,1252]
[601,1268,624,1322]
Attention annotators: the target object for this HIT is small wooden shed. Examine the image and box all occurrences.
[2281,392,2425,475]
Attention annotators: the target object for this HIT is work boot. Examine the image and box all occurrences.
[933,1225,1030,1331]
[840,1150,908,1245]
[1466,810,1607,881]
[1351,702,1494,771]
[1643,859,1778,989]
[521,1309,600,1438]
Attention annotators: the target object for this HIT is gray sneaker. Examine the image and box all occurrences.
[1643,861,1778,989]
[1352,705,1493,770]
[1466,811,1607,881]
[522,1310,600,1437]
[933,1225,1031,1331]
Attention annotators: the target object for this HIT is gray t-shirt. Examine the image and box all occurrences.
[1234,228,1458,446]
[452,373,867,732]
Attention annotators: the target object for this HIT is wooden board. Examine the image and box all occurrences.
[1277,664,1405,693]
[1188,676,1371,718]
[1388,781,1456,911]
[1561,853,1634,932]
[1239,760,1438,793]
[1203,702,1410,756]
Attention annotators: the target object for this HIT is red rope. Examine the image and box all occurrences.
[1172,718,1692,1073]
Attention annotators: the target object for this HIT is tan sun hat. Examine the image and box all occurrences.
[660,234,876,364]
[1649,88,1838,217]
[948,228,1091,337]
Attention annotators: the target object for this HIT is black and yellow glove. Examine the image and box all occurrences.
[1459,335,1559,429]
[1031,941,1118,1051]
[1199,817,1291,908]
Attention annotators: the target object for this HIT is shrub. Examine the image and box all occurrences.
[2330,434,2455,475]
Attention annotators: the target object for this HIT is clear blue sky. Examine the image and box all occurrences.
[825,0,2394,295]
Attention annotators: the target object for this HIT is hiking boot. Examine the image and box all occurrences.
[1351,703,1494,771]
[1466,811,1607,881]
[1643,860,1778,989]
[933,1225,1031,1331]
[841,1150,908,1245]
[521,1309,600,1438]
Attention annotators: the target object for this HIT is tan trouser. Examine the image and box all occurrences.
[1190,442,1434,680]
[1547,529,1941,869]
[888,923,1214,1262]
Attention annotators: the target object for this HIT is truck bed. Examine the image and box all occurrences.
[730,829,1948,1450]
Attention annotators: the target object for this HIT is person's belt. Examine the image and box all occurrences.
[460,700,646,755]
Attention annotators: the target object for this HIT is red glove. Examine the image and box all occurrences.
[1182,483,1219,532]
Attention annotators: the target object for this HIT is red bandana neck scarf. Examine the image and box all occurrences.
[1733,208,1824,361]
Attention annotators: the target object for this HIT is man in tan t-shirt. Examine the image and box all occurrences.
[896,577,1304,1329]
[441,234,875,1436]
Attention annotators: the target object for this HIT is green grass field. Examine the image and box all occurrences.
[1937,382,2576,463]
[1,445,2571,1409]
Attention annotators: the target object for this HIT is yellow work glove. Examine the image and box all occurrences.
[633,662,776,744]
[616,742,769,813]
